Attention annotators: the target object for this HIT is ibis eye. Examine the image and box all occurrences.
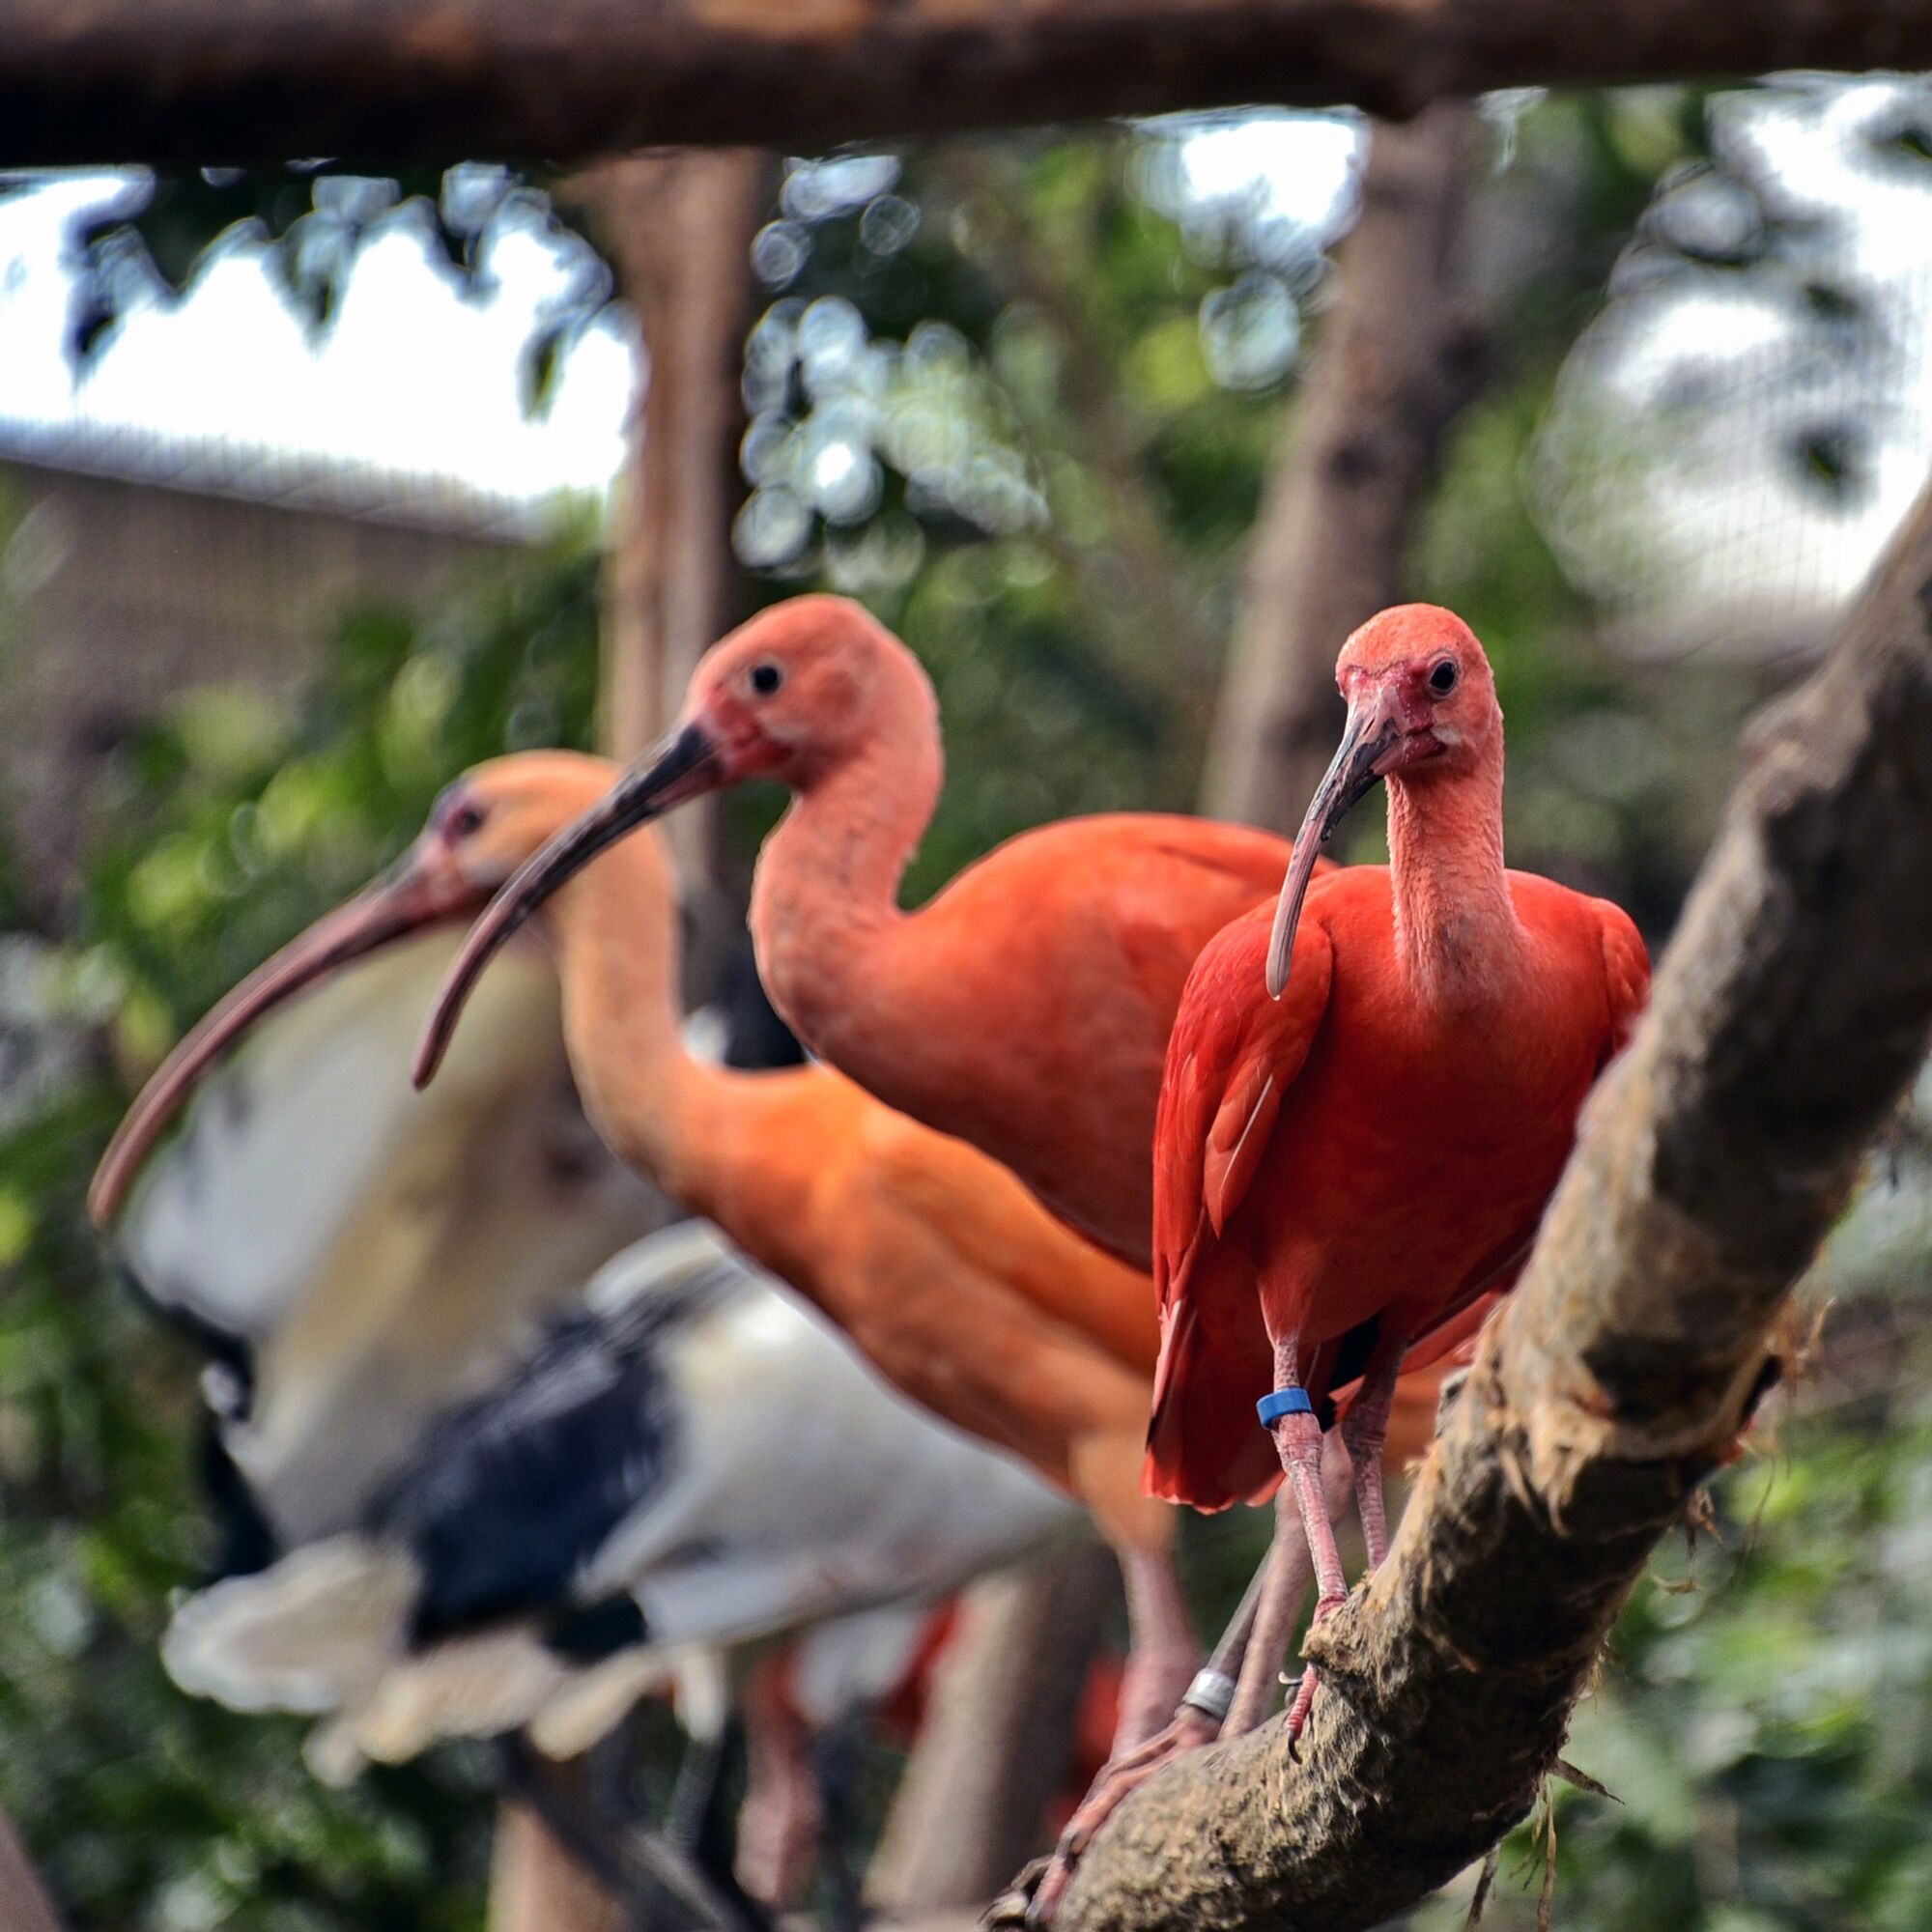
[1428,659,1459,696]
[435,788,488,840]
[750,662,784,696]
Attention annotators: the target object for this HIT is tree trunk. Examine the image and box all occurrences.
[1202,104,1487,835]
[9,2,1932,168]
[583,147,768,999]
[1025,475,1932,1931]
[489,1800,629,1932]
[0,1804,65,1932]
[867,1543,1116,1911]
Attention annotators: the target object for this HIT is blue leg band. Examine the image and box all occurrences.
[1257,1386,1314,1428]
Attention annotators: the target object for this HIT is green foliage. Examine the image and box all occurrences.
[1409,1368,1932,1932]
[730,129,1350,838]
[0,528,601,1931]
[7,164,610,395]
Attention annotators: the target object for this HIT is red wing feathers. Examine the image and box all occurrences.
[1151,916,1333,1320]
[1144,915,1333,1509]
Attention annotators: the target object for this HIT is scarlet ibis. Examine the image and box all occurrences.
[412,596,1298,1269]
[1149,604,1650,1737]
[100,753,1202,1757]
[163,1219,1078,1907]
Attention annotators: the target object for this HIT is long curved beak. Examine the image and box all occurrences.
[88,856,457,1227]
[412,721,721,1091]
[1264,682,1404,999]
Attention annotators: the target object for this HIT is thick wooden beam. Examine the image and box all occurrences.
[582,147,767,1000]
[5,1,1932,169]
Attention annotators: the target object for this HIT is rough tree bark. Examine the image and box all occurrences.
[1202,104,1487,836]
[490,1799,628,1932]
[582,147,769,996]
[7,1,1932,168]
[1036,480,1932,1931]
[867,1545,1117,1911]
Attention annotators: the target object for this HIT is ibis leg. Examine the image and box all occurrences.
[1262,1345,1350,1742]
[734,1654,821,1910]
[1222,1444,1354,1735]
[1339,1326,1407,1572]
[1189,1549,1268,1724]
[1114,1546,1202,1752]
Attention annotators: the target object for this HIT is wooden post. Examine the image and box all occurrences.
[587,148,770,1002]
[486,148,766,1932]
[0,1804,65,1932]
[489,1798,629,1932]
[867,1544,1117,1911]
[593,149,767,760]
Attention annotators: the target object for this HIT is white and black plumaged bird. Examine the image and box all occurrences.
[162,1216,1075,1776]
[102,926,1081,1912]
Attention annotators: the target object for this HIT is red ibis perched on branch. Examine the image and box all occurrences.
[412,595,1298,1270]
[409,609,1509,1851]
[1150,604,1649,1739]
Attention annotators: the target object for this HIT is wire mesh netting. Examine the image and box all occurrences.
[1534,74,1932,664]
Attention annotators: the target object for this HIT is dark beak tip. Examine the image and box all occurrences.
[410,1020,447,1091]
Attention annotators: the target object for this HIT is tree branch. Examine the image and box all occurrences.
[1043,480,1932,1932]
[8,1,1932,169]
